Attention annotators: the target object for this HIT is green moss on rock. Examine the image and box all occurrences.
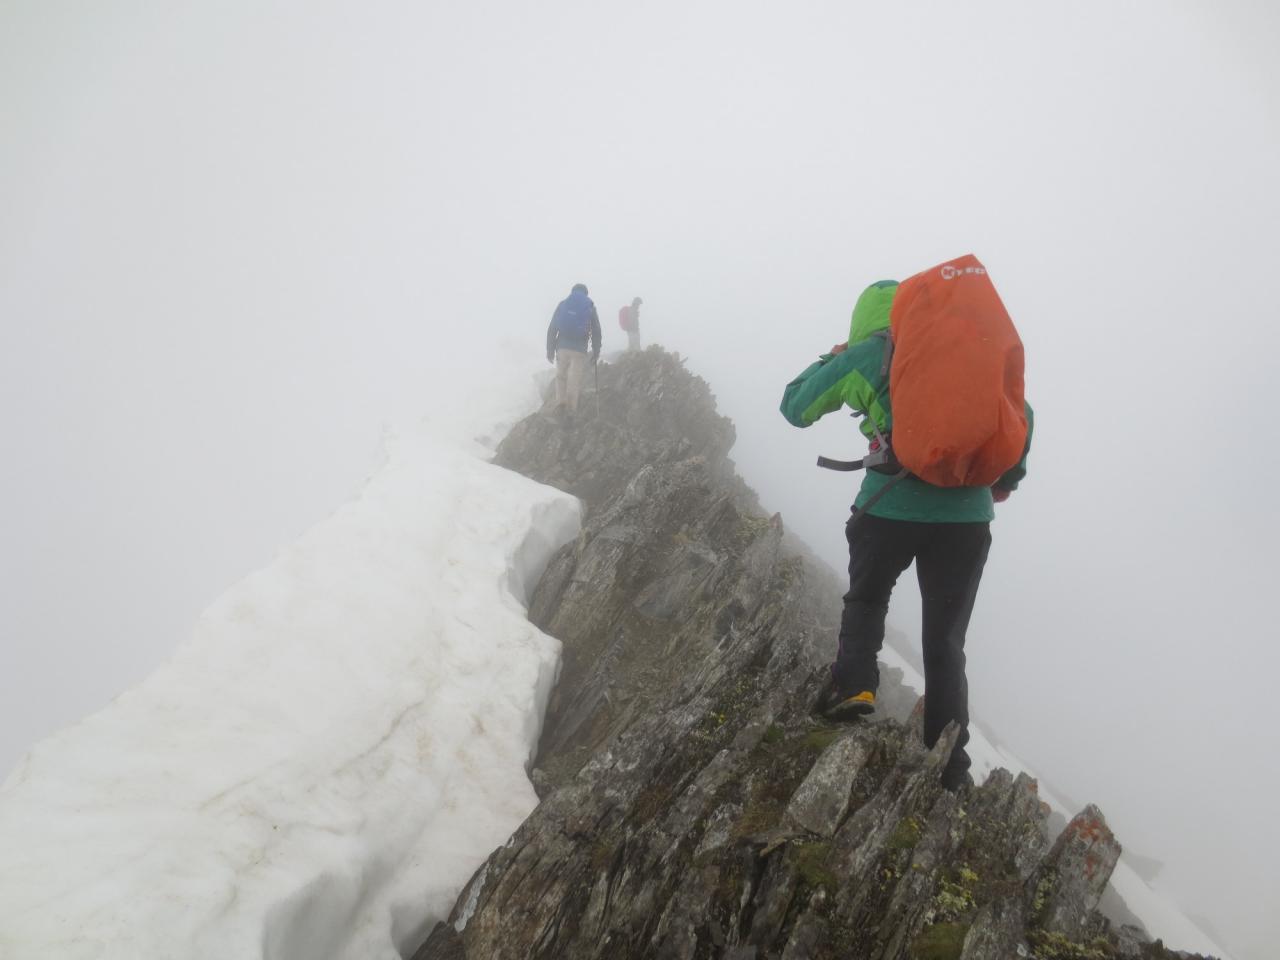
[732,797,785,840]
[802,728,844,754]
[910,922,970,960]
[888,815,923,852]
[1028,930,1116,960]
[790,841,838,896]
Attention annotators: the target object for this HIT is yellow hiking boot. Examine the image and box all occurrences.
[824,690,876,722]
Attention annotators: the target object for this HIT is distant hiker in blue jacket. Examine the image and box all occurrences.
[547,283,602,425]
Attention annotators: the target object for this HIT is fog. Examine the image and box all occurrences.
[2,1,1277,956]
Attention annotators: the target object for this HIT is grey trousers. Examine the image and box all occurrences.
[835,512,992,779]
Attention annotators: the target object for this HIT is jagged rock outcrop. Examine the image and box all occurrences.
[1035,805,1122,940]
[495,348,742,514]
[411,348,1217,960]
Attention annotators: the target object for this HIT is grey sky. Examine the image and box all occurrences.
[3,1,1277,956]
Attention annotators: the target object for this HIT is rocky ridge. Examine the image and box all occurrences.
[410,348,1216,960]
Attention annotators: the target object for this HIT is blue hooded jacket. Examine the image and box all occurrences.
[547,287,602,358]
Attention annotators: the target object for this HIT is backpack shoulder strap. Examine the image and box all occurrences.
[848,467,910,522]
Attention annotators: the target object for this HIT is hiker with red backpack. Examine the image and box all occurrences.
[780,255,1033,792]
[618,296,643,351]
[547,283,602,426]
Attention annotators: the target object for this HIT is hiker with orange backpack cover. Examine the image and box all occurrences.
[780,256,1033,791]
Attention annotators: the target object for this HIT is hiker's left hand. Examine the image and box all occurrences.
[830,342,848,355]
[992,487,1011,503]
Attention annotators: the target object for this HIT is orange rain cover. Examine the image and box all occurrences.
[888,254,1028,488]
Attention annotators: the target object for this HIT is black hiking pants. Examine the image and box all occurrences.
[834,512,992,780]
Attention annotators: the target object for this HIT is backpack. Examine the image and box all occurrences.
[887,254,1027,487]
[553,290,593,339]
[618,305,633,331]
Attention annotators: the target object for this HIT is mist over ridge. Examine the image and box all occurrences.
[3,2,1277,957]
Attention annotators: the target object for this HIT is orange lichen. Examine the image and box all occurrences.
[1067,814,1112,845]
[1085,852,1101,880]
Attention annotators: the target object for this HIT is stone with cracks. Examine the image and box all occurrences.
[1036,804,1123,939]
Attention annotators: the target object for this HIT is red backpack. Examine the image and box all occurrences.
[888,254,1027,487]
[618,306,634,332]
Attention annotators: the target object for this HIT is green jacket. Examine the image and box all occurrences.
[780,281,1033,523]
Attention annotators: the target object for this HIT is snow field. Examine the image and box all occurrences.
[0,362,581,960]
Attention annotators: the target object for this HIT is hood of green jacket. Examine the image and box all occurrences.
[848,280,899,345]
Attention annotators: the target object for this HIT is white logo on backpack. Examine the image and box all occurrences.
[940,264,987,280]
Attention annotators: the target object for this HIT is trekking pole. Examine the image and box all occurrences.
[594,358,600,419]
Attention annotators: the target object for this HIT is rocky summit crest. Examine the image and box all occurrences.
[411,348,1216,960]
